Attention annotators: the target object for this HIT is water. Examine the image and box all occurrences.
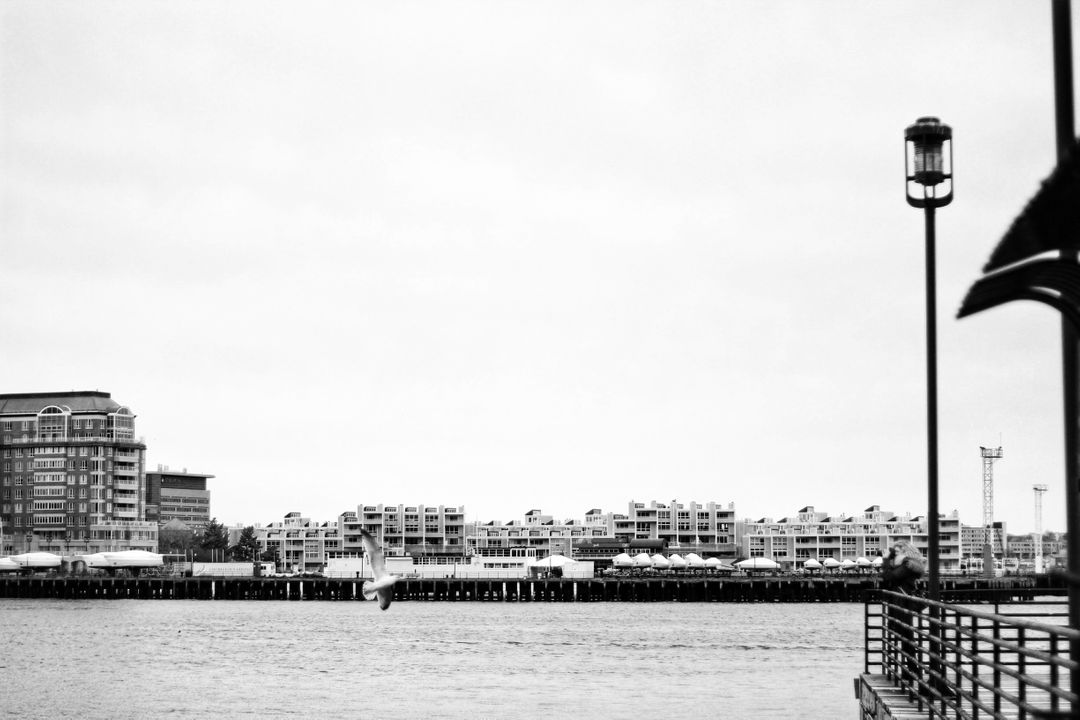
[0,599,864,719]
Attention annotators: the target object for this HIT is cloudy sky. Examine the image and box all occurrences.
[1,2,1074,533]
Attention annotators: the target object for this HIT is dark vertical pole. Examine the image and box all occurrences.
[925,201,941,601]
[1052,0,1080,711]
[925,199,945,694]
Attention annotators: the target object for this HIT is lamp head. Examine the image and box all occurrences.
[905,116,953,208]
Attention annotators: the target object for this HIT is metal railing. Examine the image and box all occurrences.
[865,589,1080,718]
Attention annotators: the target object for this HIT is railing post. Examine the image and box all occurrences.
[1050,634,1061,716]
[993,619,1002,716]
[972,614,981,720]
[1017,626,1027,720]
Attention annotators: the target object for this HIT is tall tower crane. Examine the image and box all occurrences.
[1033,484,1049,574]
[980,446,1003,577]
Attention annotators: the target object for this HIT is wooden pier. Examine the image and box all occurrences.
[0,575,1040,602]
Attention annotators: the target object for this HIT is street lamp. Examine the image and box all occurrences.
[905,116,953,603]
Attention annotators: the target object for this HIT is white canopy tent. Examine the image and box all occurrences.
[9,552,62,569]
[532,554,574,569]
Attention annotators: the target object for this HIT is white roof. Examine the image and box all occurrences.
[735,557,779,569]
[9,552,62,568]
[684,553,706,568]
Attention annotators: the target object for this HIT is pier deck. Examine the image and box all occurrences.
[0,575,1039,603]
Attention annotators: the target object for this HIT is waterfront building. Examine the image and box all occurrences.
[467,501,738,564]
[144,466,214,529]
[1004,534,1063,563]
[961,522,1007,559]
[468,509,611,559]
[0,391,157,555]
[599,500,737,555]
[255,511,342,573]
[347,503,469,562]
[737,505,963,572]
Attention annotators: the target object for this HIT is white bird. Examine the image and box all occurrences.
[360,528,399,611]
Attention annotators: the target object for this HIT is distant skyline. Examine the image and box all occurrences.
[2,2,1075,536]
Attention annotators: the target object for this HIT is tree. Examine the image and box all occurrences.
[230,526,260,562]
[158,520,196,556]
[198,518,230,561]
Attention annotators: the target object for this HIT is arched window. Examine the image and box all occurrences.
[108,407,135,440]
[36,405,70,441]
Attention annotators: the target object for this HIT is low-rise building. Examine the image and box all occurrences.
[255,511,342,573]
[347,503,468,560]
[737,505,963,572]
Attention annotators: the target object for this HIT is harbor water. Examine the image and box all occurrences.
[0,599,863,719]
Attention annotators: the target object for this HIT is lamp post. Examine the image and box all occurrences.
[905,116,953,602]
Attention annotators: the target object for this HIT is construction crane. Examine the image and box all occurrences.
[980,446,1003,577]
[1033,484,1049,573]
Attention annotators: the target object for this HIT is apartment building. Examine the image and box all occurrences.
[345,503,468,560]
[466,501,738,562]
[256,511,342,572]
[0,391,156,555]
[469,509,614,559]
[594,500,738,555]
[737,505,963,572]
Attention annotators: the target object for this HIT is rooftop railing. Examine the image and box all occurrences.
[865,589,1079,718]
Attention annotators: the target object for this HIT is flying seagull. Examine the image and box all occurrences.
[360,528,399,610]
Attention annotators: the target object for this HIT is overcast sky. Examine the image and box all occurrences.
[1,2,1075,534]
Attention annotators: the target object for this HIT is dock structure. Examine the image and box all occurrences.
[0,575,1042,603]
[857,589,1077,719]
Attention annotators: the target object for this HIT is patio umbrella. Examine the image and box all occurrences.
[822,558,842,569]
[803,558,823,571]
[871,556,884,568]
[612,553,634,569]
[706,557,736,573]
[668,553,688,570]
[650,554,671,570]
[684,553,706,569]
[855,557,872,568]
[632,552,653,568]
[0,557,19,572]
[840,559,857,570]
